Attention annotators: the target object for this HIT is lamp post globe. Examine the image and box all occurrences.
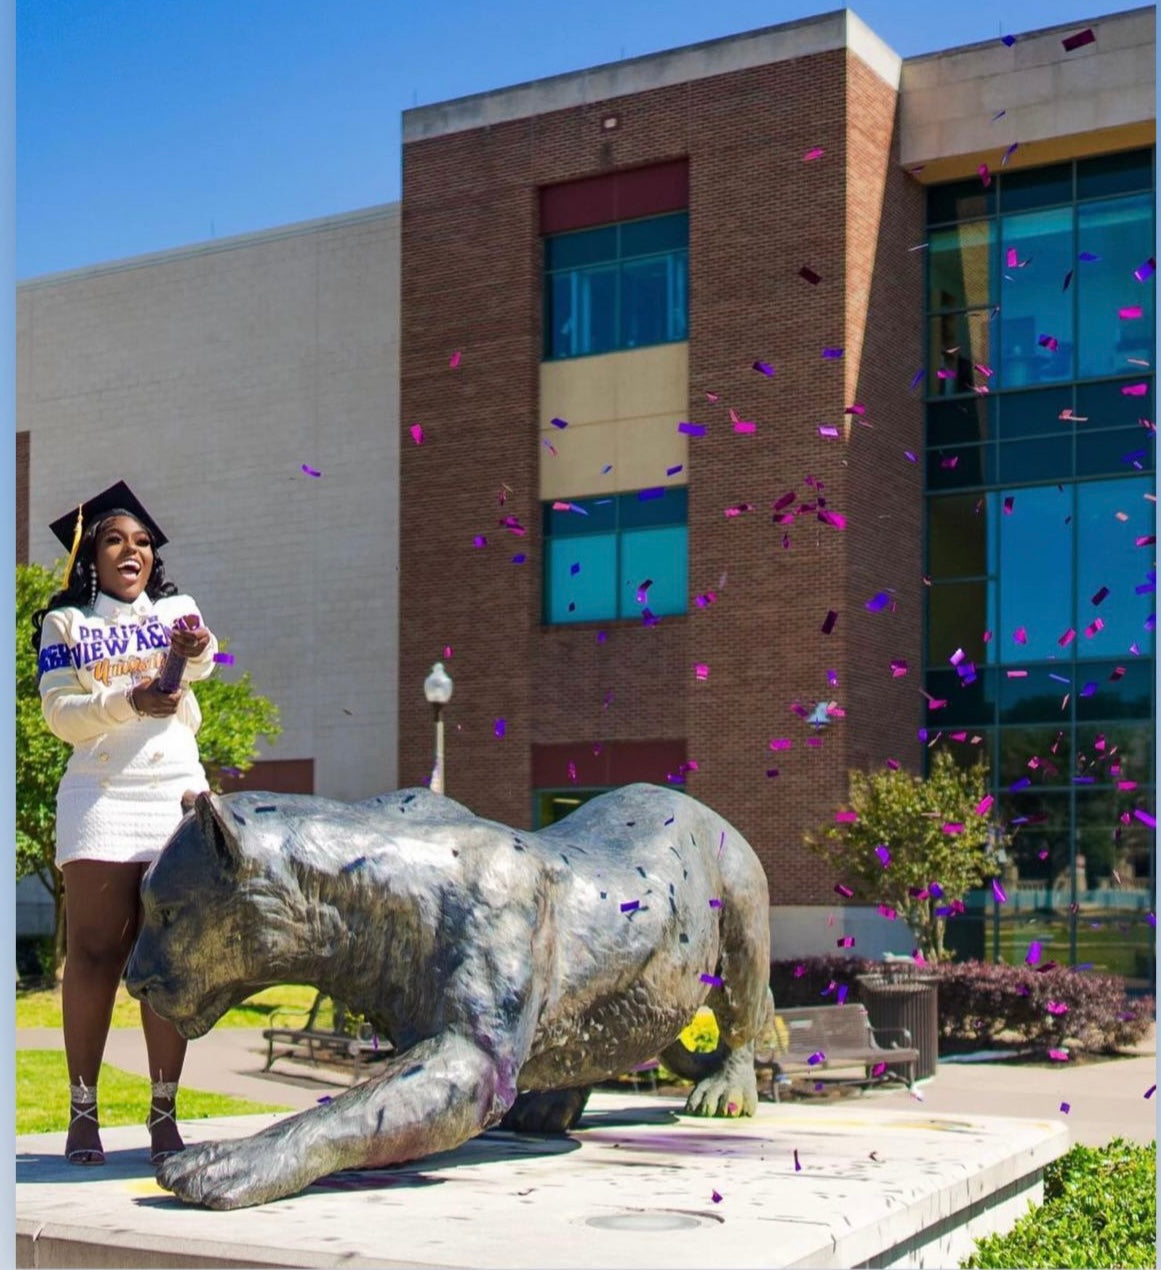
[424,662,453,793]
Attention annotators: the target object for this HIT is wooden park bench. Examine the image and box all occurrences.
[261,992,392,1084]
[755,1003,920,1102]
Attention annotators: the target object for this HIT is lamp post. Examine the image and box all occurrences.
[423,661,453,794]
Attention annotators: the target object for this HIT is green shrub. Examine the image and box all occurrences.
[961,1137,1156,1269]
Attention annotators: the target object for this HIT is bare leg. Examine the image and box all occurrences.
[60,861,143,1162]
[139,920,187,1161]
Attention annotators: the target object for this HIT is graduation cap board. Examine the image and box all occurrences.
[49,481,169,584]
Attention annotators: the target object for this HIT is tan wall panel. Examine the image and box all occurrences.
[539,343,689,498]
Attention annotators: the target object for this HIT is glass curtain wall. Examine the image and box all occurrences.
[924,149,1156,991]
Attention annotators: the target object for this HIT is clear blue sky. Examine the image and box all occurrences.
[17,0,1144,278]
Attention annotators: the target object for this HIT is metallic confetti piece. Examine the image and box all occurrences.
[909,368,925,390]
[212,651,235,665]
[1122,383,1149,396]
[991,109,1006,122]
[1078,250,1101,262]
[550,417,568,429]
[1133,257,1156,282]
[666,464,684,477]
[711,1190,722,1204]
[975,795,994,816]
[601,463,613,474]
[821,610,838,635]
[769,738,792,751]
[874,845,891,867]
[620,900,639,913]
[301,464,322,477]
[1120,305,1144,319]
[677,421,706,436]
[700,973,723,987]
[1001,33,1016,46]
[1091,586,1109,606]
[1002,142,1019,166]
[694,662,709,681]
[837,936,855,948]
[1046,1001,1069,1015]
[1147,1085,1157,1099]
[493,718,506,738]
[341,856,367,874]
[834,883,853,898]
[865,592,891,612]
[733,420,757,434]
[799,265,821,285]
[766,768,779,778]
[567,761,578,784]
[835,811,858,824]
[1058,627,1076,647]
[807,1052,825,1066]
[890,660,908,677]
[1134,809,1157,829]
[1059,1102,1070,1114]
[317,1095,333,1104]
[803,146,824,161]
[709,898,722,908]
[409,424,425,445]
[942,822,964,834]
[1025,940,1042,965]
[1038,334,1058,351]
[1061,27,1095,51]
[821,347,844,359]
[638,487,664,501]
[993,879,1007,903]
[753,360,775,376]
[511,553,526,565]
[1048,1048,1069,1061]
[978,163,991,187]
[473,535,487,549]
[448,350,461,368]
[794,1149,802,1172]
[818,425,839,438]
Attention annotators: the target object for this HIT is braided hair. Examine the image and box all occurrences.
[31,511,178,653]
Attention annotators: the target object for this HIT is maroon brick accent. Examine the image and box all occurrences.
[532,739,687,788]
[16,431,29,565]
[216,758,314,795]
[400,47,925,904]
[540,159,689,234]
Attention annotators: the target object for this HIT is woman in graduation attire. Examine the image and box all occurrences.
[31,481,218,1166]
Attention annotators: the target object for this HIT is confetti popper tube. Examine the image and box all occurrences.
[156,615,199,692]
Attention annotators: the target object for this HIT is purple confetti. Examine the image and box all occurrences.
[1000,33,1016,46]
[1134,809,1157,829]
[638,487,664,501]
[752,360,775,376]
[821,347,844,360]
[678,422,707,437]
[700,973,724,987]
[493,718,506,738]
[550,417,569,429]
[620,900,639,913]
[821,610,838,635]
[865,592,891,613]
[992,878,1008,904]
[874,845,891,867]
[806,1051,825,1066]
[1061,27,1095,51]
[212,652,235,665]
[511,553,526,565]
[1134,257,1156,282]
[301,464,322,478]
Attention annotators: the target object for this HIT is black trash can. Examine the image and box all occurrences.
[856,964,939,1081]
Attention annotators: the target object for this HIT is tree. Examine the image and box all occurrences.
[805,751,1005,963]
[16,562,282,978]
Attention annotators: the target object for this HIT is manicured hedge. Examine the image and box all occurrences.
[961,1137,1156,1269]
[770,956,1154,1055]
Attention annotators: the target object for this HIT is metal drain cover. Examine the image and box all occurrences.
[586,1212,704,1232]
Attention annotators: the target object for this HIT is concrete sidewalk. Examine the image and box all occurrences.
[18,1023,1158,1148]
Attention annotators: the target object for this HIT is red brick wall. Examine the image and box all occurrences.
[400,49,924,904]
[16,431,29,565]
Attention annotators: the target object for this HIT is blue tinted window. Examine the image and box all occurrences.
[997,484,1074,662]
[929,222,993,312]
[544,213,689,360]
[620,526,687,617]
[999,207,1074,386]
[999,164,1073,212]
[926,444,995,490]
[927,397,993,446]
[544,535,617,623]
[543,489,688,625]
[997,436,1072,484]
[1076,427,1155,479]
[996,387,1072,440]
[1077,149,1154,200]
[1074,659,1155,721]
[1076,195,1155,381]
[1076,478,1156,656]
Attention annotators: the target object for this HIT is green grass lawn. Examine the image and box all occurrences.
[16,1050,291,1135]
[16,982,320,1031]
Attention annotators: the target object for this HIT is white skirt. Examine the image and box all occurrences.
[55,720,209,867]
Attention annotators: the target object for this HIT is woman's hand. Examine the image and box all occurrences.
[169,624,212,659]
[130,677,184,717]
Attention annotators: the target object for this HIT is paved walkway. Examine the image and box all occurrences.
[17,1023,1158,1149]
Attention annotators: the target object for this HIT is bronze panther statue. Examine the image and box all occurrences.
[126,784,773,1209]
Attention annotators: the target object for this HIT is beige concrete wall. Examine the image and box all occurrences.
[17,206,401,801]
[901,7,1155,175]
[539,343,689,499]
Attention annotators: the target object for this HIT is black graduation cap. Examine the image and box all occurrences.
[49,481,168,582]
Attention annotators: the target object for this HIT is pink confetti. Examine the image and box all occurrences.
[212,652,235,665]
[1058,628,1076,648]
[885,758,900,770]
[978,163,991,187]
[769,738,792,751]
[409,424,425,445]
[694,663,709,680]
[845,403,866,416]
[493,718,506,738]
[1046,1001,1069,1015]
[449,350,462,368]
[803,146,824,161]
[300,464,322,478]
[975,794,994,816]
[992,878,1007,904]
[834,884,853,898]
[1122,383,1149,397]
[835,811,858,824]
[1134,809,1157,829]
[1013,626,1028,645]
[733,420,757,434]
[1048,1048,1069,1061]
[1119,306,1144,320]
[890,660,908,678]
[942,822,964,835]
[837,936,855,948]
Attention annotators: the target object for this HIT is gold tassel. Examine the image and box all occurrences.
[62,505,83,587]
